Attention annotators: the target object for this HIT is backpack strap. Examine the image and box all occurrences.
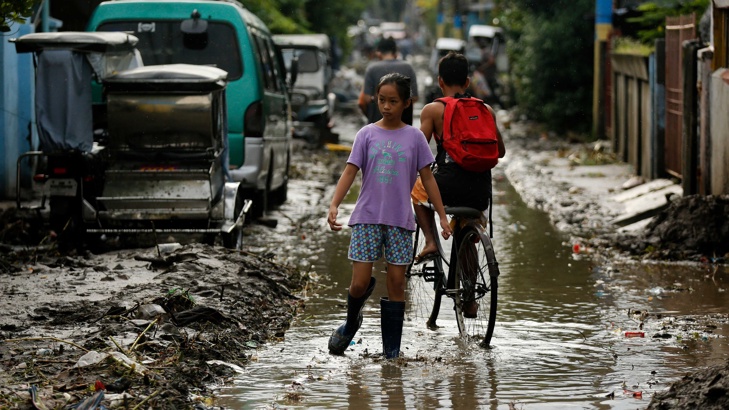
[433,97,449,166]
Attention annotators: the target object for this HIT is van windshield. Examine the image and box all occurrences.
[280,49,319,73]
[97,21,242,80]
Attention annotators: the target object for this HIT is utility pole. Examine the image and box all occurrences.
[592,0,612,139]
[41,0,50,32]
[453,0,462,39]
[437,0,445,39]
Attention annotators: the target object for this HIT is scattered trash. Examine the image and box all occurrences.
[625,331,645,338]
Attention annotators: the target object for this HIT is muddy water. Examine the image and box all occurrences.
[216,157,729,409]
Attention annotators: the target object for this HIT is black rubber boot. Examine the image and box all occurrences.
[380,297,405,359]
[328,277,376,354]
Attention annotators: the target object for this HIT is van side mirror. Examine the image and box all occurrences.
[289,56,299,89]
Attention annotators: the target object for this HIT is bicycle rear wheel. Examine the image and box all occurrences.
[452,225,499,347]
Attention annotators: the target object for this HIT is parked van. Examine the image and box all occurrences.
[273,34,337,146]
[466,24,507,73]
[87,0,291,217]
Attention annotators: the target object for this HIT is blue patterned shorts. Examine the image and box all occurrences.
[348,224,413,265]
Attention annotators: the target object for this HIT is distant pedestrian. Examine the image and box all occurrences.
[328,73,451,359]
[358,37,419,125]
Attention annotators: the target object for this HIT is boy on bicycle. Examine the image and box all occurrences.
[410,52,506,317]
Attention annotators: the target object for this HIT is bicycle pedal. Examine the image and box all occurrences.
[422,266,437,282]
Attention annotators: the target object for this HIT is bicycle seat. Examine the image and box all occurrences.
[419,202,483,219]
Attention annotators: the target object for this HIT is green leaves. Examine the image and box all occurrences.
[0,0,39,32]
[498,0,594,134]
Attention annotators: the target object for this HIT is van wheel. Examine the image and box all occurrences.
[270,152,289,206]
[243,188,265,223]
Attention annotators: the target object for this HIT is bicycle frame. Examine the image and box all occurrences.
[408,203,499,347]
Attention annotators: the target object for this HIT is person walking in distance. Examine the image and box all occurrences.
[328,73,452,359]
[410,52,506,317]
[358,37,419,125]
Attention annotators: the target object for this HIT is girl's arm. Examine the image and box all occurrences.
[419,166,453,240]
[328,163,359,231]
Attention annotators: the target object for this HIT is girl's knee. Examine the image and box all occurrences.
[349,280,370,297]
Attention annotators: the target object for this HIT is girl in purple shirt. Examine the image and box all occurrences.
[327,73,452,359]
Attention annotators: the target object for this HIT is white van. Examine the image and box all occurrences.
[467,24,508,72]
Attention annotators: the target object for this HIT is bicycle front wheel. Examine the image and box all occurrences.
[452,226,499,347]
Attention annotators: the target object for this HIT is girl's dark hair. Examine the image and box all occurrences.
[376,72,412,102]
[375,73,414,125]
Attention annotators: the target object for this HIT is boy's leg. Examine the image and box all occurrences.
[411,178,438,260]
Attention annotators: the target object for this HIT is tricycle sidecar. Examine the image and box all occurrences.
[12,32,249,249]
[12,32,141,243]
[89,63,250,249]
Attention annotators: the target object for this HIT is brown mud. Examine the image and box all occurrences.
[0,236,309,408]
[608,194,729,262]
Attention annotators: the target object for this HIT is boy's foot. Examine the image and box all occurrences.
[413,245,439,264]
[413,251,438,265]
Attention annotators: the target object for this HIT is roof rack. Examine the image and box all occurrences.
[108,0,244,8]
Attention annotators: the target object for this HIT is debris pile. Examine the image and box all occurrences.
[0,243,309,408]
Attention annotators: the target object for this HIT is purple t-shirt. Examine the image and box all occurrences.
[347,123,435,231]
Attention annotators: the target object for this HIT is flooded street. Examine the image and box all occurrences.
[216,114,729,409]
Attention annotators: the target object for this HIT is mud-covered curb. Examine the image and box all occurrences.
[500,118,729,263]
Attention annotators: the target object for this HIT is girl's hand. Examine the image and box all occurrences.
[439,217,452,239]
[328,206,342,231]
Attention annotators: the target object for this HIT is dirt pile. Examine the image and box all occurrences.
[0,241,309,409]
[647,359,729,410]
[610,195,729,262]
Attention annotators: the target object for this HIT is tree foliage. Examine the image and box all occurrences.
[1,0,38,32]
[629,0,710,43]
[496,0,595,135]
[241,0,369,58]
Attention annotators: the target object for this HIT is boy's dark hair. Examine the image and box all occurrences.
[438,52,469,87]
[377,37,398,54]
[376,72,412,102]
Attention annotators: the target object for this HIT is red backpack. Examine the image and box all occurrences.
[434,96,499,172]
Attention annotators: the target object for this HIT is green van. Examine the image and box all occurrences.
[87,0,291,217]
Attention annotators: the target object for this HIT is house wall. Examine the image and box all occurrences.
[1,22,36,199]
[709,68,729,194]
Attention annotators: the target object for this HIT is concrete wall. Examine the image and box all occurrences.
[1,22,36,200]
[709,68,729,194]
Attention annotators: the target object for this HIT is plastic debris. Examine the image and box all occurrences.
[625,331,645,338]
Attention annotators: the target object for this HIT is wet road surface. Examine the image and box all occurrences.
[216,122,729,409]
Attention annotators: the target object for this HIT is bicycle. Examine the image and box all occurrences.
[406,203,500,348]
